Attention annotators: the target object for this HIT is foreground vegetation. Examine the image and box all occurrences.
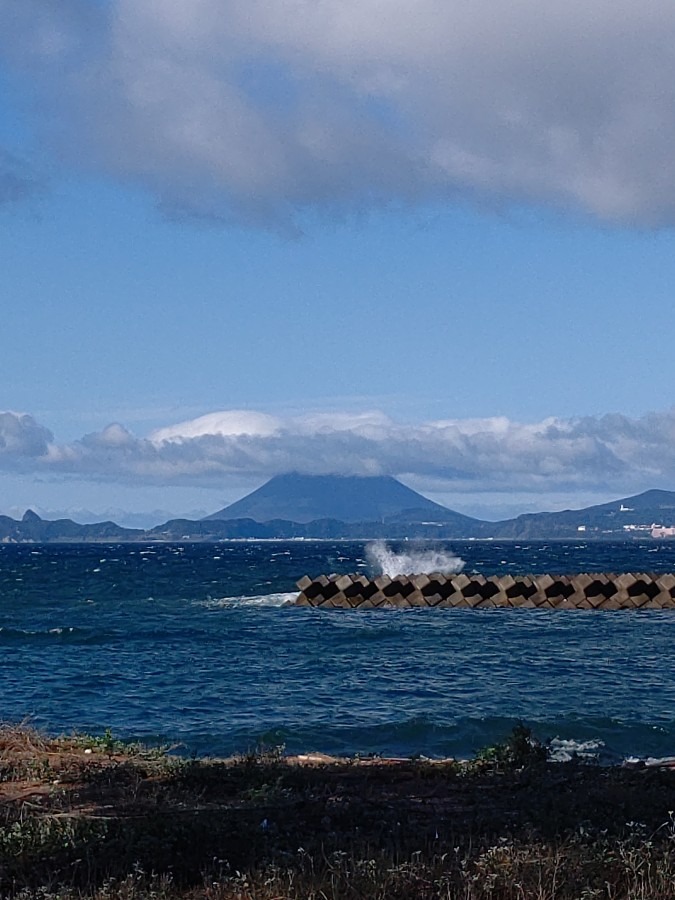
[3,724,675,898]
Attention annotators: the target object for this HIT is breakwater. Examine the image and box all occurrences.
[295,572,675,609]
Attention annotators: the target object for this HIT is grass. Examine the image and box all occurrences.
[3,724,675,897]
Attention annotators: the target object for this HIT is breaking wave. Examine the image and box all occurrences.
[196,591,298,609]
[366,540,465,577]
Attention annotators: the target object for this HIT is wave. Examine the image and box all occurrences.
[0,625,82,640]
[365,540,464,577]
[548,737,605,762]
[113,715,672,764]
[196,591,298,609]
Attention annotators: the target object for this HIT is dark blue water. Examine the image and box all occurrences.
[2,540,675,762]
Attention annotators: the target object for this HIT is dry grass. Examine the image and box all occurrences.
[3,724,675,898]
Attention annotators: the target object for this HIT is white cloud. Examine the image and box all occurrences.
[151,410,281,441]
[4,0,675,225]
[2,406,675,498]
[0,412,53,461]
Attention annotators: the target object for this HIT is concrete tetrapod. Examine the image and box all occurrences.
[295,573,675,610]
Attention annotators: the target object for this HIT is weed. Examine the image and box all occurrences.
[4,724,675,898]
[475,722,549,770]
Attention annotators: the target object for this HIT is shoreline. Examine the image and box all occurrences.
[4,724,675,898]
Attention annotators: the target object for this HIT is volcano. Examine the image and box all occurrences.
[203,473,476,526]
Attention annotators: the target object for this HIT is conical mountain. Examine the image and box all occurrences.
[204,473,476,525]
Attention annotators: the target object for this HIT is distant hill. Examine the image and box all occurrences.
[0,509,140,543]
[2,486,675,543]
[488,489,675,540]
[131,486,675,540]
[204,473,479,527]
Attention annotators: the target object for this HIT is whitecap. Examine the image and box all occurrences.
[548,737,604,762]
[196,591,298,609]
[365,540,464,577]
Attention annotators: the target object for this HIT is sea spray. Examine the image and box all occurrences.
[365,540,465,578]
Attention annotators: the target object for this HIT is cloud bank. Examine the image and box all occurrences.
[2,406,675,498]
[3,0,675,226]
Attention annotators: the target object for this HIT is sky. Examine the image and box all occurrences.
[2,0,675,527]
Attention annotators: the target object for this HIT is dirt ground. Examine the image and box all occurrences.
[4,726,675,897]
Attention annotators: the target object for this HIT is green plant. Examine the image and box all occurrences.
[475,723,549,769]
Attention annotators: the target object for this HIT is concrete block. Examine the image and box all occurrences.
[477,594,503,608]
[335,574,355,592]
[422,577,445,596]
[360,581,380,601]
[303,581,327,601]
[351,574,370,587]
[476,581,501,601]
[450,573,471,590]
[600,596,622,610]
[642,596,669,609]
[406,590,430,607]
[656,574,675,592]
[628,579,660,600]
[517,596,538,608]
[436,580,455,599]
[565,574,589,591]
[534,574,555,591]
[627,592,651,609]
[428,573,449,586]
[586,578,616,599]
[387,594,413,608]
[411,574,431,591]
[320,592,350,609]
[506,580,531,600]
[575,597,594,609]
[356,597,376,609]
[611,591,630,607]
[536,598,556,609]
[383,580,403,596]
[382,579,414,598]
[615,573,637,590]
[344,579,367,598]
[294,570,675,612]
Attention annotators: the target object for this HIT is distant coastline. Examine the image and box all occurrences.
[3,485,675,543]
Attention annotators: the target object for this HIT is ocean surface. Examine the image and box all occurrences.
[2,539,675,763]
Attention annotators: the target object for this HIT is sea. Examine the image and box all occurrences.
[2,539,675,764]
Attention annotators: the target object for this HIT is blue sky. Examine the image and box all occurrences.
[2,0,675,526]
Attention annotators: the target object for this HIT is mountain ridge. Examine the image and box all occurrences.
[2,480,675,541]
[204,473,477,526]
